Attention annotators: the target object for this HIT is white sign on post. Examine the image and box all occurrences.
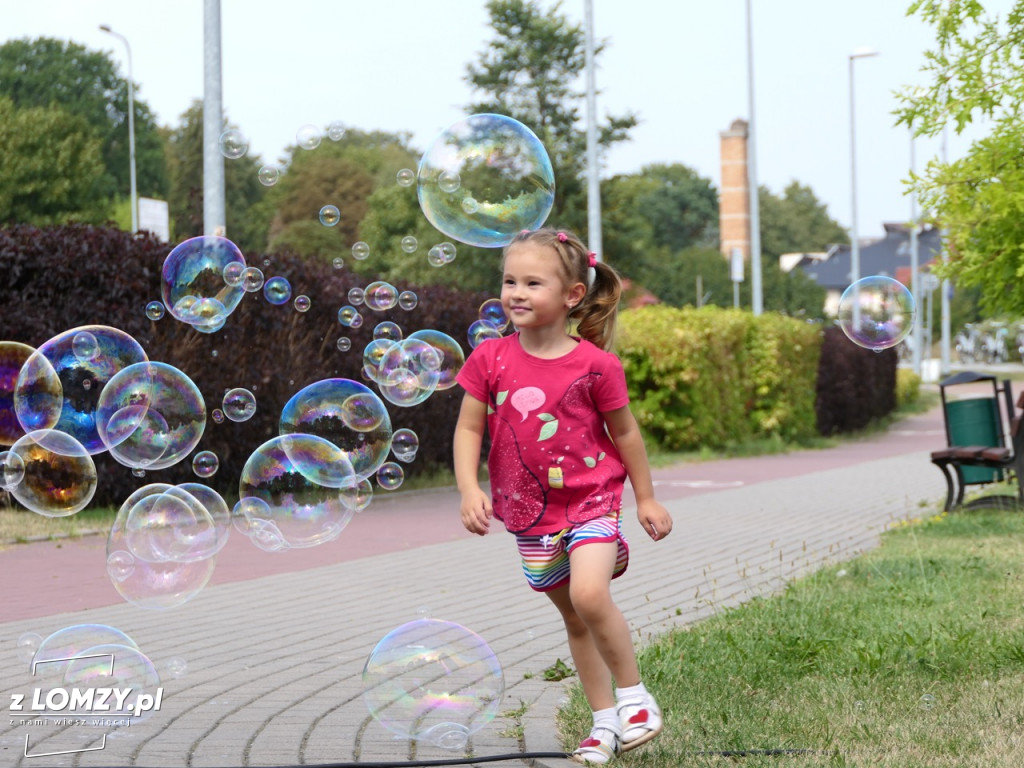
[730,247,744,282]
[138,198,170,242]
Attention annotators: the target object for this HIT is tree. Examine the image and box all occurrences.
[0,37,168,206]
[465,0,636,234]
[0,97,110,225]
[758,182,848,263]
[898,0,1024,315]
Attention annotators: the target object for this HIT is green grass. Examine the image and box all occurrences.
[558,508,1024,766]
[0,501,116,545]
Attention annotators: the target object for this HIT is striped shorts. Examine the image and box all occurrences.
[515,512,629,592]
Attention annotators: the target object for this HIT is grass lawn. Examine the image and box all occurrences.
[558,507,1024,767]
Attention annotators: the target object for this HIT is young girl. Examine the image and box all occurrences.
[454,227,673,764]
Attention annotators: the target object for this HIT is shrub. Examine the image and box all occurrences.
[895,367,922,410]
[814,326,898,435]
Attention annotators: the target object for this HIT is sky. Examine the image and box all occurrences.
[3,0,1013,242]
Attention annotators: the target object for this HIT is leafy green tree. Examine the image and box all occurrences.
[898,0,1024,315]
[165,101,270,253]
[758,181,848,262]
[465,0,636,234]
[0,37,168,206]
[0,96,109,225]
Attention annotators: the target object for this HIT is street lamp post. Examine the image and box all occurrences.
[100,24,137,234]
[848,48,878,291]
[745,0,763,315]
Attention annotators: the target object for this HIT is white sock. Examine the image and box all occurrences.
[593,706,619,733]
[615,681,648,702]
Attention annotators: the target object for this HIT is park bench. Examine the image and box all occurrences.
[930,371,1024,511]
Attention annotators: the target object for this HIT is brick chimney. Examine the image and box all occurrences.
[719,119,750,259]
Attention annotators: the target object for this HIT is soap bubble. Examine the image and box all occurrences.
[1,449,26,489]
[319,205,341,227]
[391,428,419,463]
[439,242,457,262]
[294,295,311,313]
[377,461,404,490]
[362,339,393,383]
[258,165,281,186]
[14,326,148,453]
[396,168,415,187]
[837,276,916,351]
[338,306,362,328]
[164,656,189,679]
[332,257,344,270]
[263,276,293,306]
[31,624,138,679]
[241,266,265,292]
[417,113,555,248]
[479,298,509,331]
[400,235,418,253]
[219,129,248,159]
[16,632,42,666]
[920,693,936,710]
[63,643,160,721]
[352,241,370,261]
[9,430,97,517]
[223,388,257,422]
[406,330,466,391]
[375,339,442,407]
[280,378,393,480]
[124,485,217,564]
[176,482,232,556]
[468,319,502,349]
[192,450,219,478]
[71,331,99,362]
[341,389,391,433]
[461,197,480,215]
[96,361,206,471]
[337,337,352,352]
[362,619,504,750]
[364,281,399,311]
[427,245,446,267]
[398,291,418,311]
[373,322,403,342]
[341,476,374,512]
[223,261,245,287]
[211,409,225,424]
[0,341,34,446]
[348,287,365,306]
[145,301,165,321]
[327,121,347,141]
[296,124,322,150]
[161,236,246,331]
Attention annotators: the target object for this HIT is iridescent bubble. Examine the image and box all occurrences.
[341,389,391,431]
[374,322,403,341]
[468,319,502,349]
[406,329,466,391]
[280,378,393,480]
[164,656,189,679]
[427,245,446,268]
[162,236,246,331]
[396,168,415,187]
[124,485,216,564]
[348,287,365,306]
[145,301,165,321]
[0,341,34,446]
[211,409,225,424]
[341,476,374,512]
[439,242,457,262]
[258,164,281,186]
[63,643,160,721]
[337,337,352,352]
[276,432,357,489]
[360,339,394,384]
[479,298,509,331]
[219,128,248,159]
[71,331,99,362]
[362,619,505,750]
[242,266,265,292]
[364,281,399,311]
[223,261,245,287]
[327,120,347,141]
[461,197,479,215]
[417,113,555,248]
[192,450,219,478]
[31,624,138,679]
[176,482,232,556]
[296,124,322,150]
[377,461,405,490]
[352,241,370,261]
[9,430,96,517]
[294,295,311,313]
[401,235,418,253]
[391,428,419,463]
[398,291,418,311]
[837,276,916,351]
[338,305,362,328]
[376,339,442,407]
[263,276,293,306]
[1,449,26,489]
[223,388,257,422]
[319,205,341,227]
[332,257,344,270]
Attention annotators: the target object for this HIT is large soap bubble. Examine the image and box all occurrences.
[13,325,148,454]
[124,484,217,564]
[0,341,34,446]
[161,236,247,333]
[362,618,505,750]
[837,276,916,351]
[9,430,97,517]
[30,624,138,679]
[406,330,466,391]
[63,644,160,722]
[375,339,442,407]
[417,113,555,248]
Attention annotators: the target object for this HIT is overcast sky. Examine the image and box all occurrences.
[4,0,1012,242]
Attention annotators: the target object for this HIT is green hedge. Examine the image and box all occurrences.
[617,306,822,451]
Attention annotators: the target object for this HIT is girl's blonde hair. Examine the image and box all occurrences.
[504,227,623,352]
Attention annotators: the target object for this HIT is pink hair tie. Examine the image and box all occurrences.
[557,232,568,243]
[587,252,597,268]
[520,229,531,235]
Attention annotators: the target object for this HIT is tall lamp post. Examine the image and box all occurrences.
[100,24,137,234]
[848,48,878,290]
[745,0,763,315]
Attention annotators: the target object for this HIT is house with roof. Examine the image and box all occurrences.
[781,222,942,315]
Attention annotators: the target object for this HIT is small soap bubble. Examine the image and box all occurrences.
[263,276,293,306]
[400,235,418,253]
[223,388,257,422]
[319,205,340,227]
[296,124,322,150]
[191,450,219,478]
[16,632,43,665]
[439,242,457,262]
[364,281,399,312]
[377,461,405,490]
[164,656,188,679]
[461,197,479,215]
[1,450,26,490]
[223,261,245,287]
[920,693,936,710]
[211,409,225,425]
[396,168,415,187]
[479,298,509,331]
[374,322,403,341]
[294,295,311,313]
[72,331,99,362]
[348,287,365,306]
[337,306,362,328]
[837,275,916,351]
[427,245,446,268]
[241,267,265,293]
[258,165,281,186]
[438,170,461,193]
[327,121,347,141]
[145,301,165,321]
[337,337,352,352]
[332,257,344,270]
[468,319,502,349]
[398,291,418,311]
[391,428,419,463]
[219,128,248,159]
[352,241,370,261]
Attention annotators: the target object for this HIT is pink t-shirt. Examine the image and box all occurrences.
[456,333,630,535]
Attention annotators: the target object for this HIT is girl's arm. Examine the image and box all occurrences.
[454,392,493,535]
[604,405,673,541]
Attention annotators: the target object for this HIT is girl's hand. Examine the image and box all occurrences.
[460,488,493,536]
[637,499,672,541]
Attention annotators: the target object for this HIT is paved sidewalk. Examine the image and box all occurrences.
[0,405,949,767]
